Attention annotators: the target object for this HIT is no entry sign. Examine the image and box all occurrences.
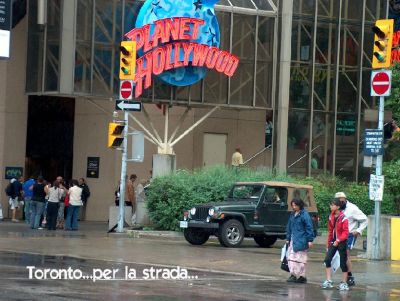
[371,70,392,97]
[119,80,133,100]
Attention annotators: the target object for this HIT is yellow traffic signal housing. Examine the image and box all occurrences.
[108,122,125,148]
[119,41,137,80]
[372,19,394,69]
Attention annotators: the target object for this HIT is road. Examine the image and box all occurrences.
[0,221,399,301]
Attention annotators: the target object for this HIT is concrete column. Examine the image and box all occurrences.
[152,154,176,177]
[275,0,293,172]
[366,215,392,260]
[59,0,77,94]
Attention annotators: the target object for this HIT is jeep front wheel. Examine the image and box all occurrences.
[254,235,277,248]
[218,219,244,247]
[183,228,210,245]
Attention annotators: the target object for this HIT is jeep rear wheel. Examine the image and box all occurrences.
[183,228,210,245]
[218,219,244,248]
[254,235,277,248]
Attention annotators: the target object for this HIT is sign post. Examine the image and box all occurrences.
[117,110,129,233]
[370,69,391,260]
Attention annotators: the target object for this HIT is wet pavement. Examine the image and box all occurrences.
[0,221,399,301]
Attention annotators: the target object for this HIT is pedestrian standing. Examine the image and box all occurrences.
[46,181,66,230]
[65,179,83,231]
[335,192,368,286]
[23,176,35,224]
[30,176,47,229]
[56,176,67,229]
[285,198,314,283]
[321,199,349,291]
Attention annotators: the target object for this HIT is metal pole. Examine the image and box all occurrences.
[117,111,129,233]
[372,95,384,259]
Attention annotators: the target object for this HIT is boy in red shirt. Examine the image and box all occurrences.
[321,199,349,291]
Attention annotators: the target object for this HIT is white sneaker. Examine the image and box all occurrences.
[338,282,349,291]
[322,280,333,289]
[37,227,43,230]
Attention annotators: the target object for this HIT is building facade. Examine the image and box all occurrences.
[0,0,391,220]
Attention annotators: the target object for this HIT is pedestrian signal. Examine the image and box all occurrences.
[372,19,394,69]
[119,41,136,80]
[108,122,125,148]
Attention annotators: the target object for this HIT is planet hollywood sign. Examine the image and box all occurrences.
[125,0,239,98]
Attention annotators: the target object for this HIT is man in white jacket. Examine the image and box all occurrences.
[335,192,368,287]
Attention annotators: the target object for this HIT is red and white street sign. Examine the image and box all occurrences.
[119,80,133,100]
[371,70,392,97]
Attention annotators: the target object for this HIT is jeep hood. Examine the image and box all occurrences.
[207,199,257,211]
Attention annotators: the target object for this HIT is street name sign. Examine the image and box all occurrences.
[371,70,392,96]
[369,174,384,201]
[364,129,384,156]
[115,100,142,111]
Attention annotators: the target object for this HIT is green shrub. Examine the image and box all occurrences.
[146,166,398,231]
[146,166,291,230]
[383,160,400,215]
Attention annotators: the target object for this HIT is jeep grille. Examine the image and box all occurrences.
[192,206,210,220]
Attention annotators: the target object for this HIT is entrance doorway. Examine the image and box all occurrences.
[203,133,227,167]
[25,96,75,182]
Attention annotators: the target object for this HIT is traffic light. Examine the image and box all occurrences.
[108,122,125,148]
[372,19,394,69]
[119,41,136,80]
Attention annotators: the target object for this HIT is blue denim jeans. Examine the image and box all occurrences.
[30,201,45,229]
[65,205,80,230]
[24,197,32,224]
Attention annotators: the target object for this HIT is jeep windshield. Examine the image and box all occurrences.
[227,184,264,201]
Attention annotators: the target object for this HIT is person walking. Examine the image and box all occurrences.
[6,178,23,222]
[335,192,368,286]
[30,176,47,229]
[23,176,35,224]
[78,178,90,221]
[45,181,66,230]
[322,198,349,291]
[231,147,244,167]
[285,198,315,284]
[65,179,83,231]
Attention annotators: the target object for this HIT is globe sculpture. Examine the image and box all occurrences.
[135,0,221,86]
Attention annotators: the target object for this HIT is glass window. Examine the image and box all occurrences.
[292,189,311,207]
[229,185,264,200]
[256,17,274,108]
[252,0,274,11]
[75,0,93,94]
[230,0,256,9]
[26,1,44,93]
[230,14,256,106]
[264,187,288,204]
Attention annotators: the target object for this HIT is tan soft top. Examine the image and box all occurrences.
[235,181,313,190]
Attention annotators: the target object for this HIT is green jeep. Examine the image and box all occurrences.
[180,181,319,248]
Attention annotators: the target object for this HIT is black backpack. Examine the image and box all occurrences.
[5,183,13,197]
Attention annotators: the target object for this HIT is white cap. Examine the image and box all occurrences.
[335,192,346,199]
[10,178,16,183]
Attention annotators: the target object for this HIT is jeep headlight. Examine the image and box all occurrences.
[190,207,196,216]
[208,208,215,216]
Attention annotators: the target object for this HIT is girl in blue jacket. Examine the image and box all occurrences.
[285,198,315,283]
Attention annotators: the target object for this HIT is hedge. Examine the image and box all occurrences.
[146,166,397,231]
